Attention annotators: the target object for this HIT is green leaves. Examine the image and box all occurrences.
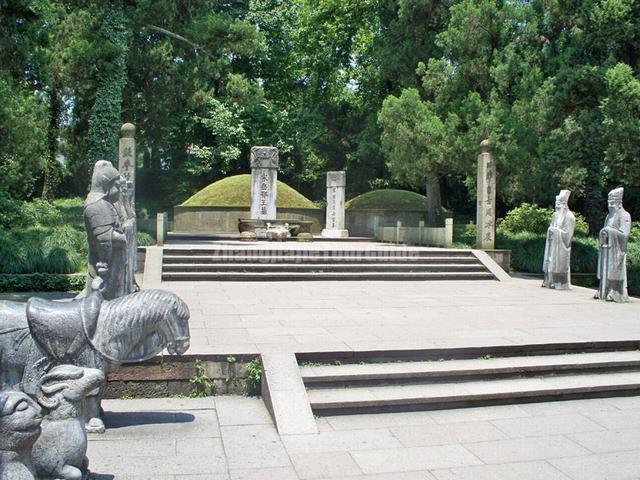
[378,88,448,186]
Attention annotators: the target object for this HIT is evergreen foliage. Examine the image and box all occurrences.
[86,2,130,169]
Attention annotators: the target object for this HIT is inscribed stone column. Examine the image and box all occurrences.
[117,123,137,294]
[250,146,279,220]
[476,139,496,249]
[321,171,349,238]
[118,123,136,209]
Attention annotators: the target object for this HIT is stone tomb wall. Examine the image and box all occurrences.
[173,205,324,234]
[346,209,433,237]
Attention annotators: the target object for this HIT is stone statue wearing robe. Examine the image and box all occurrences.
[595,187,631,303]
[82,161,138,301]
[542,190,576,290]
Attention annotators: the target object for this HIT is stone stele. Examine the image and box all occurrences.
[118,123,138,295]
[476,139,496,249]
[595,187,632,303]
[250,146,279,220]
[321,171,349,238]
[542,190,576,290]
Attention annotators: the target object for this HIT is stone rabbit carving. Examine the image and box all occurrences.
[32,365,106,480]
[0,391,43,480]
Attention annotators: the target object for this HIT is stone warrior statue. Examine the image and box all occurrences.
[81,160,138,300]
[595,187,632,303]
[542,190,576,290]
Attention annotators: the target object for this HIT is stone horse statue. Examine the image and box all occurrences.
[0,279,190,433]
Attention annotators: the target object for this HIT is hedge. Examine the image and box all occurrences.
[0,273,86,292]
[497,232,639,296]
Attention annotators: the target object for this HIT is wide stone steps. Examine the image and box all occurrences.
[162,271,496,281]
[163,263,488,273]
[163,255,480,264]
[301,350,640,415]
[162,248,475,258]
[161,248,497,281]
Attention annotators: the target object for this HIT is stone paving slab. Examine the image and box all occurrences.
[88,395,640,479]
[155,275,639,356]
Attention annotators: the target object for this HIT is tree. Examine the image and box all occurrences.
[378,88,450,225]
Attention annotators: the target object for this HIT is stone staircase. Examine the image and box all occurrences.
[161,247,497,281]
[298,342,640,416]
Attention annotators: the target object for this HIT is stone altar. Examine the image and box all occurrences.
[476,139,496,249]
[542,190,576,290]
[595,187,631,303]
[321,171,349,238]
[250,146,279,220]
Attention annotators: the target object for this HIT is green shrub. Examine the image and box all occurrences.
[498,203,588,237]
[0,189,24,229]
[496,232,599,274]
[53,198,84,225]
[244,357,262,396]
[22,199,62,227]
[0,226,86,274]
[453,222,476,248]
[137,231,154,246]
[0,273,85,292]
[630,221,640,243]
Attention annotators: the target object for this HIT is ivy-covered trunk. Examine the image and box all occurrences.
[426,175,445,227]
[42,84,61,199]
[86,1,130,170]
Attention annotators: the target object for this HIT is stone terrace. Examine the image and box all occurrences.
[157,273,639,357]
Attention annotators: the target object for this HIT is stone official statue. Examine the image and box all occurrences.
[82,160,138,300]
[542,190,576,290]
[595,187,631,303]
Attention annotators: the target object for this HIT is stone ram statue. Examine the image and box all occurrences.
[32,365,106,480]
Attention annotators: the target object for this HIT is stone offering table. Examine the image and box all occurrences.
[238,219,314,241]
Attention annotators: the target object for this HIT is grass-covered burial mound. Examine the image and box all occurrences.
[346,189,428,210]
[182,174,315,209]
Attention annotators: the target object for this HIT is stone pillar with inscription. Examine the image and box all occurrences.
[250,146,279,220]
[118,123,138,293]
[321,171,349,238]
[476,139,496,249]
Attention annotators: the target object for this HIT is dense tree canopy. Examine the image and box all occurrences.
[1,0,638,228]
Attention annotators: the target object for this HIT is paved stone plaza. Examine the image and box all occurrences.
[83,248,640,479]
[160,276,639,356]
[89,394,640,480]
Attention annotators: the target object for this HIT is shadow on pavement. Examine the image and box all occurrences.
[104,411,195,428]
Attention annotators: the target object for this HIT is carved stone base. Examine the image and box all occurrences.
[321,229,349,238]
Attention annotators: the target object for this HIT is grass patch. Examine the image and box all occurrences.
[181,174,316,209]
[346,189,428,210]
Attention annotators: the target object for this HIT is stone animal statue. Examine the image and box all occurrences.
[0,391,43,480]
[0,282,190,433]
[265,222,291,242]
[32,365,105,480]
